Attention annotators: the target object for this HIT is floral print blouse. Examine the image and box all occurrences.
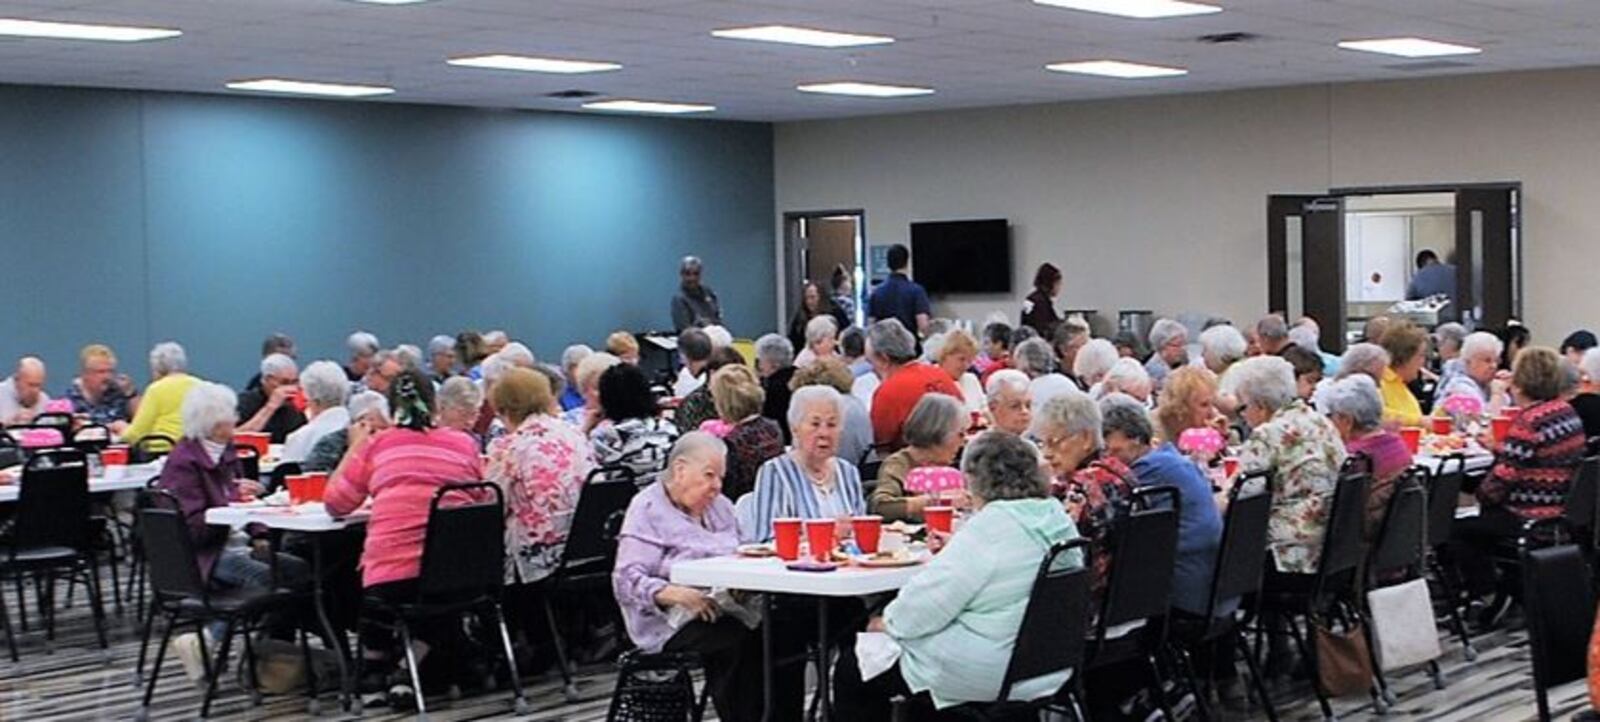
[486,414,597,585]
[1235,400,1348,574]
[1050,454,1135,597]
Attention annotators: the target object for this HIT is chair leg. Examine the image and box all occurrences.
[542,595,578,699]
[1235,627,1279,722]
[1145,653,1178,721]
[298,624,321,713]
[1174,644,1212,722]
[14,574,27,631]
[137,612,178,720]
[489,603,532,715]
[400,620,429,717]
[1285,612,1335,721]
[1536,682,1552,722]
[1431,558,1477,661]
[135,600,158,684]
[241,626,264,706]
[41,569,56,642]
[201,619,238,719]
[0,575,17,662]
[106,548,123,617]
[86,561,109,651]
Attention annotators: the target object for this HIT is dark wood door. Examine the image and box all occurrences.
[1454,187,1519,330]
[1268,194,1347,352]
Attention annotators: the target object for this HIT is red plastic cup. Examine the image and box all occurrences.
[773,518,803,561]
[100,445,129,467]
[233,432,271,457]
[1503,406,1522,417]
[924,506,954,535]
[852,516,884,554]
[288,387,307,413]
[1431,416,1454,436]
[286,475,311,505]
[1221,457,1241,480]
[303,472,330,501]
[804,519,836,562]
[1491,416,1513,444]
[1399,427,1423,455]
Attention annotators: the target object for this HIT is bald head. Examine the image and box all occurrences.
[12,357,46,407]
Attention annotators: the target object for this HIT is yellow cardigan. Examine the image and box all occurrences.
[1379,367,1424,428]
[122,373,200,444]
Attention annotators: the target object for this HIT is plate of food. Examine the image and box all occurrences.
[736,543,775,558]
[855,549,926,568]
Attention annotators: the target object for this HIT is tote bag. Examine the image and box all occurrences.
[1368,578,1443,671]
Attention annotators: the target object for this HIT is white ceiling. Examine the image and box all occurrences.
[3,0,1600,121]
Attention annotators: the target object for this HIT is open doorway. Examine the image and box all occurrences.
[782,210,866,329]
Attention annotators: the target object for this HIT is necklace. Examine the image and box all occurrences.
[797,454,833,487]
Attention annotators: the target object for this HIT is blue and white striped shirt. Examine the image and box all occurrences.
[742,454,866,543]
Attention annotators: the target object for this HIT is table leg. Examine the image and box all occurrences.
[762,594,773,722]
[310,539,352,711]
[817,598,831,721]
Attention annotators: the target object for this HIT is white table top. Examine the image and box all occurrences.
[205,503,370,532]
[670,555,926,597]
[0,465,160,504]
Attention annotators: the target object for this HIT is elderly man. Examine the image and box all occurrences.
[342,331,380,382]
[427,335,457,386]
[984,369,1033,436]
[673,328,714,398]
[1433,331,1512,413]
[66,344,138,432]
[670,255,723,331]
[866,319,960,451]
[236,353,306,443]
[1291,316,1341,377]
[1144,318,1189,391]
[0,356,49,425]
[357,349,404,397]
[1255,314,1290,355]
[244,333,297,391]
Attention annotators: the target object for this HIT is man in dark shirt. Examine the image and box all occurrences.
[1406,249,1458,321]
[243,332,296,392]
[670,255,723,331]
[237,353,307,443]
[866,244,931,337]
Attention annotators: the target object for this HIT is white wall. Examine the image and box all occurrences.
[774,67,1600,343]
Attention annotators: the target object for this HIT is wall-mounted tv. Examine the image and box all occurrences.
[909,218,1011,294]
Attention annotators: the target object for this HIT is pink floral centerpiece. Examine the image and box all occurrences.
[1177,427,1226,465]
[1439,393,1486,431]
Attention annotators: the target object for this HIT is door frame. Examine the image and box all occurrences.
[780,209,866,329]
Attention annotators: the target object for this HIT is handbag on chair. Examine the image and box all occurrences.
[1313,614,1374,697]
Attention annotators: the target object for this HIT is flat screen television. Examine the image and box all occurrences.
[909,218,1011,294]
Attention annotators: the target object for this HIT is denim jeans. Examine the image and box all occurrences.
[207,547,310,639]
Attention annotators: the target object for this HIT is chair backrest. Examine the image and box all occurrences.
[1131,483,1180,513]
[418,482,505,598]
[12,448,92,554]
[1317,465,1370,581]
[137,506,210,600]
[1425,456,1467,550]
[1368,471,1428,579]
[1207,473,1274,618]
[998,538,1093,701]
[1561,456,1600,535]
[1522,543,1596,699]
[130,434,178,463]
[30,412,73,430]
[233,446,261,481]
[72,424,113,452]
[561,469,643,569]
[1097,504,1178,633]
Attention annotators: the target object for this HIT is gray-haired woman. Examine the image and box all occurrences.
[1031,388,1135,594]
[870,394,969,522]
[280,360,352,463]
[743,386,866,542]
[1323,375,1413,543]
[865,319,962,451]
[756,333,798,441]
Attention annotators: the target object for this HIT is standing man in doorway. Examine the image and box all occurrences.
[1407,249,1459,321]
[867,244,931,338]
[671,255,723,331]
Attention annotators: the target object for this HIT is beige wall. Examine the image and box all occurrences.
[774,66,1600,343]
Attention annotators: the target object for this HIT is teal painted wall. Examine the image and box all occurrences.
[0,85,774,388]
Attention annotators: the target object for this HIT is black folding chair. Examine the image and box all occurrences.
[1083,487,1181,719]
[1171,471,1278,722]
[358,482,530,717]
[132,502,313,721]
[1422,456,1477,660]
[1363,471,1443,710]
[542,467,641,700]
[265,460,301,495]
[954,538,1093,721]
[0,448,107,661]
[29,412,74,431]
[606,649,712,722]
[130,434,178,463]
[1521,542,1595,722]
[71,424,114,452]
[234,446,261,483]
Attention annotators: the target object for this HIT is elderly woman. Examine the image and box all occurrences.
[1013,336,1076,412]
[1051,319,1091,383]
[1220,356,1347,574]
[560,351,621,433]
[709,364,783,500]
[1199,325,1247,377]
[1311,342,1390,413]
[1323,375,1413,542]
[984,370,1034,437]
[791,358,874,468]
[607,331,642,366]
[1377,322,1429,427]
[1433,331,1513,413]
[1145,318,1190,391]
[157,381,307,682]
[1477,347,1587,521]
[325,369,484,704]
[675,346,747,436]
[1575,348,1600,440]
[744,386,867,543]
[557,345,592,412]
[488,367,596,585]
[793,315,839,369]
[426,335,457,386]
[1435,323,1468,368]
[928,329,985,414]
[66,344,137,432]
[614,433,803,722]
[755,333,798,441]
[436,376,485,439]
[476,344,536,439]
[280,360,351,463]
[1279,344,1325,403]
[1153,365,1226,445]
[304,391,389,472]
[123,342,201,446]
[870,394,968,523]
[866,319,960,452]
[834,431,1078,717]
[591,363,679,483]
[1073,338,1119,393]
[236,353,306,443]
[1033,388,1135,594]
[1095,357,1153,404]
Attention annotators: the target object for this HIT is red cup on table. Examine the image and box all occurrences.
[852,515,884,554]
[1491,416,1513,444]
[100,445,129,467]
[804,519,836,562]
[1430,416,1454,436]
[772,518,803,561]
[286,475,311,505]
[1503,406,1522,417]
[303,472,330,501]
[233,432,271,458]
[1398,427,1423,455]
[1221,456,1241,481]
[924,506,954,535]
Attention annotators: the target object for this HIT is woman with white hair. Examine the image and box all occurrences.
[1144,318,1190,391]
[1199,325,1248,376]
[1323,375,1412,543]
[303,391,389,472]
[1095,357,1153,404]
[1574,348,1600,441]
[123,341,200,446]
[870,394,969,522]
[755,333,798,442]
[793,315,840,369]
[1013,336,1077,414]
[236,353,306,443]
[344,331,381,382]
[866,319,961,452]
[558,344,593,412]
[743,385,866,542]
[280,360,352,463]
[1031,388,1135,594]
[985,369,1034,437]
[1073,338,1119,392]
[1221,356,1346,574]
[561,352,621,433]
[435,376,484,438]
[1432,331,1512,413]
[427,335,457,386]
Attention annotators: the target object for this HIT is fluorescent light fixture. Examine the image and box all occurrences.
[0,18,181,42]
[225,78,395,98]
[347,0,433,4]
[581,99,715,114]
[711,24,893,48]
[448,54,621,74]
[796,82,934,98]
[1046,60,1188,78]
[1031,0,1221,19]
[1337,37,1482,58]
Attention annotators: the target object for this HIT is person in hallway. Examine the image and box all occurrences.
[1406,249,1459,321]
[1145,318,1189,391]
[65,344,138,432]
[0,356,49,426]
[788,280,849,353]
[671,255,723,331]
[830,263,857,322]
[867,244,931,338]
[343,331,380,382]
[244,333,297,391]
[123,342,201,446]
[236,353,306,443]
[1020,262,1062,337]
[426,335,457,386]
[866,319,960,451]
